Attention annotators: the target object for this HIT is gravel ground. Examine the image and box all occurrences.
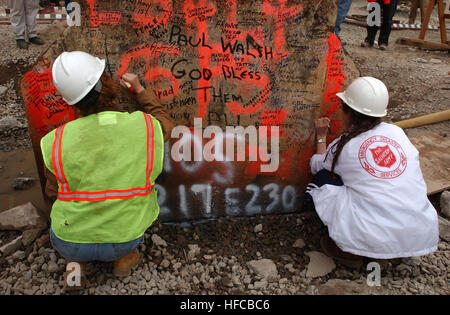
[0,215,449,295]
[0,0,449,295]
[0,11,66,151]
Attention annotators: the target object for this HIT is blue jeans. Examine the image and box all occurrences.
[335,0,353,39]
[50,227,144,262]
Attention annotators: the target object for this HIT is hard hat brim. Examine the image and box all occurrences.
[336,91,387,118]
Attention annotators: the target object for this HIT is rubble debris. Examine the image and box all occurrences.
[0,116,24,132]
[151,234,167,247]
[247,259,278,281]
[0,202,47,232]
[305,251,336,278]
[438,216,450,242]
[0,235,22,257]
[12,177,36,190]
[22,229,43,247]
[254,224,263,233]
[440,191,450,219]
[293,238,306,248]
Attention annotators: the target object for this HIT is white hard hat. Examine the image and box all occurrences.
[336,77,389,117]
[52,51,105,105]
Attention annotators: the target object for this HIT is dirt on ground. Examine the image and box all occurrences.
[0,0,449,295]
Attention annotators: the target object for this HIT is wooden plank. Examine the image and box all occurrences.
[396,37,450,49]
[419,0,436,39]
[409,133,450,195]
[437,0,448,43]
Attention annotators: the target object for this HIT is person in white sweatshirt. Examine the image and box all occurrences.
[305,77,438,267]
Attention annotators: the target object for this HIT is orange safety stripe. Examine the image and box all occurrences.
[52,112,155,201]
[51,124,70,193]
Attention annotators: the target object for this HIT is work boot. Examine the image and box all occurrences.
[16,39,29,49]
[29,37,45,45]
[113,249,140,277]
[63,261,86,290]
[320,235,364,269]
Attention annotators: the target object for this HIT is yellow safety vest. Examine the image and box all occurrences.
[41,111,164,243]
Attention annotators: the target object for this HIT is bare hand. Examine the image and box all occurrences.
[120,73,145,94]
[315,117,330,139]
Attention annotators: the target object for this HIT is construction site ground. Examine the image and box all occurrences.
[0,0,449,295]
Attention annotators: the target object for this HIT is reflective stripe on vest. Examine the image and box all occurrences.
[52,112,155,202]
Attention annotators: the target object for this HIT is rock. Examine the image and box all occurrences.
[0,235,23,256]
[219,276,233,287]
[428,59,441,64]
[253,279,268,290]
[48,261,59,273]
[151,234,167,247]
[254,224,263,233]
[49,252,57,263]
[415,58,428,63]
[306,285,317,295]
[396,263,412,273]
[402,256,421,267]
[0,85,7,97]
[142,270,151,281]
[22,229,43,247]
[317,279,382,295]
[161,259,170,268]
[12,177,36,190]
[305,251,336,278]
[440,191,450,219]
[438,216,450,242]
[12,250,26,260]
[0,202,47,231]
[35,233,50,247]
[293,238,306,248]
[173,262,182,270]
[187,244,201,260]
[0,116,24,131]
[247,259,278,281]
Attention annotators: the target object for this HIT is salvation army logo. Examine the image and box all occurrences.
[358,135,407,179]
[369,145,396,168]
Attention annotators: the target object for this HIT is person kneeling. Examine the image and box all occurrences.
[40,51,174,288]
[305,77,438,268]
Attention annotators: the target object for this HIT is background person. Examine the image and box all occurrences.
[40,51,174,288]
[362,0,399,50]
[304,77,438,267]
[10,0,45,49]
[335,0,353,44]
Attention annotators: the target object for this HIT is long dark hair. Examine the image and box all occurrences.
[329,103,382,173]
[73,71,122,116]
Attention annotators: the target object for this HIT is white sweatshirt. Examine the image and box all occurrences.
[309,122,439,259]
